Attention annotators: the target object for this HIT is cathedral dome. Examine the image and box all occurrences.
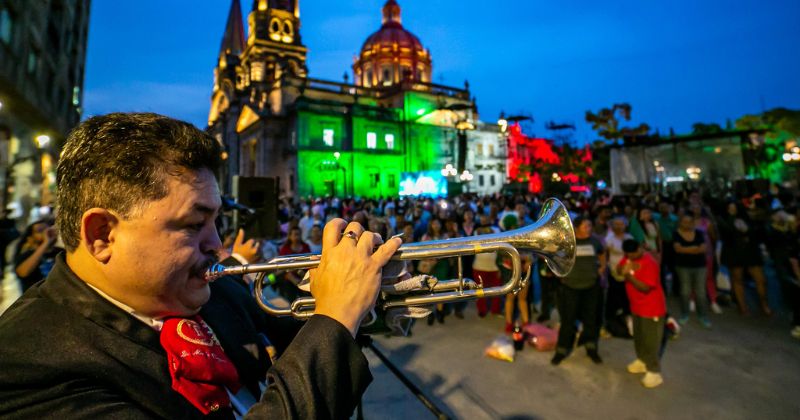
[353,0,432,88]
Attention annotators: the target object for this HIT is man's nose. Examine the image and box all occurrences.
[202,225,223,254]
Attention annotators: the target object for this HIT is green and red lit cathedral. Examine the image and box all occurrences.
[207,0,508,198]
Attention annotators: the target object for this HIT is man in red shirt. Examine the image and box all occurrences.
[617,239,667,388]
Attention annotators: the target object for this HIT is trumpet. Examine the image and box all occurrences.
[206,198,576,320]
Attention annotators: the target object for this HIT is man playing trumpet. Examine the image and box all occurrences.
[0,113,401,418]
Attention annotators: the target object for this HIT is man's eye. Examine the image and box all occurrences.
[187,222,205,231]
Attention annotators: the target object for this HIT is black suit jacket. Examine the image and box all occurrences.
[0,254,371,419]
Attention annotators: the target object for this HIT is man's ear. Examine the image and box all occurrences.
[81,208,119,263]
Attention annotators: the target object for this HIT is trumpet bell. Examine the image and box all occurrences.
[395,198,576,278]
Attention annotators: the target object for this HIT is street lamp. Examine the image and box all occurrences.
[440,163,457,177]
[686,166,701,180]
[34,134,55,206]
[498,112,508,132]
[35,135,51,149]
[498,111,533,132]
[459,169,474,193]
[783,146,800,163]
[437,103,476,174]
[0,124,9,211]
[441,164,473,194]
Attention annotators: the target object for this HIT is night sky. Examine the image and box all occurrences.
[83,0,800,144]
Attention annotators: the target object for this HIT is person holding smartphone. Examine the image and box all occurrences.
[14,218,61,291]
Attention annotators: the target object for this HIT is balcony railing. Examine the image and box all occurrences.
[285,76,470,101]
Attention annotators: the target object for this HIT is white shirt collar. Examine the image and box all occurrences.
[84,282,164,331]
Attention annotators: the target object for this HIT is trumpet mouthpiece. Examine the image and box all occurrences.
[204,263,228,283]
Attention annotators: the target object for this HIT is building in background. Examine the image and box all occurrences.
[0,0,90,221]
[207,0,505,198]
[468,122,506,196]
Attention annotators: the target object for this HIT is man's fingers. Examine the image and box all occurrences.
[322,218,348,251]
[356,231,382,256]
[235,228,245,245]
[370,236,402,266]
[341,222,365,247]
[307,268,318,290]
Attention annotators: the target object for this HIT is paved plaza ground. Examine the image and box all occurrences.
[360,298,800,420]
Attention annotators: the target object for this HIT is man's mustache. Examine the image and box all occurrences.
[191,257,218,280]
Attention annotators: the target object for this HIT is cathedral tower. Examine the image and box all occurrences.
[208,0,246,125]
[244,0,307,82]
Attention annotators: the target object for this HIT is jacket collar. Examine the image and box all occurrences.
[40,253,163,352]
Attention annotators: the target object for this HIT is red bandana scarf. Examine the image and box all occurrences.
[160,316,241,414]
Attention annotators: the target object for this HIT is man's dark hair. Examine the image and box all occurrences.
[622,238,640,253]
[56,113,222,251]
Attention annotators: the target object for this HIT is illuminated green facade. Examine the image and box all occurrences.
[294,91,459,197]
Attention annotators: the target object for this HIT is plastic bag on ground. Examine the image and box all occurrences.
[484,335,515,362]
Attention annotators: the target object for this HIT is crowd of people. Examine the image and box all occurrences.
[208,186,800,388]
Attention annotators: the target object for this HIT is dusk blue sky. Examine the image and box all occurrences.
[84,0,800,144]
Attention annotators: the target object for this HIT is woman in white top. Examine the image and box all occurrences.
[473,216,502,318]
[604,216,634,334]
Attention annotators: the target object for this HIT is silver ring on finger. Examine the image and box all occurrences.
[343,230,359,242]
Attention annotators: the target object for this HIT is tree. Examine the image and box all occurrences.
[735,108,800,182]
[585,103,650,144]
[691,123,723,135]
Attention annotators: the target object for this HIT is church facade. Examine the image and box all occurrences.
[207,0,506,198]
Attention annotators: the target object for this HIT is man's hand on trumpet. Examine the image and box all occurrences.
[309,219,403,338]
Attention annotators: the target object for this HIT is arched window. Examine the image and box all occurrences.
[381,66,392,85]
[401,65,412,81]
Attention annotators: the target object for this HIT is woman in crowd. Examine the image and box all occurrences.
[501,215,531,332]
[718,201,771,316]
[765,209,800,337]
[307,223,323,254]
[14,218,60,292]
[461,208,477,237]
[420,218,452,324]
[690,203,722,314]
[444,217,468,319]
[673,213,711,327]
[277,226,311,301]
[655,201,678,294]
[630,207,662,262]
[473,214,503,318]
[605,216,633,336]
